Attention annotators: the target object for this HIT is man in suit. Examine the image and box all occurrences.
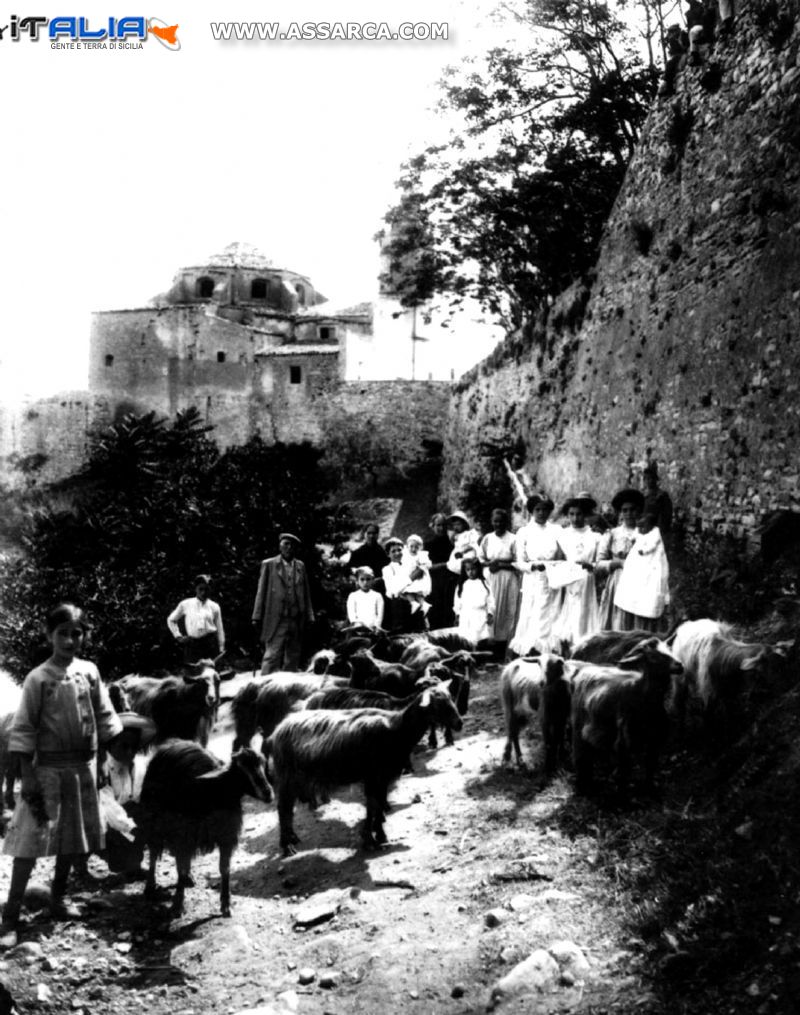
[251,533,315,673]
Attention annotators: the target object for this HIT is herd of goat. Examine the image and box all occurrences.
[0,618,792,917]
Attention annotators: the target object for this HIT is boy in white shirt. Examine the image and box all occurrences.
[167,574,225,663]
[346,567,385,632]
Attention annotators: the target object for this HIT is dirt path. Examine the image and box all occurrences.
[0,667,656,1015]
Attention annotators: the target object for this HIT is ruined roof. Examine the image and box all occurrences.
[300,299,372,320]
[205,242,275,270]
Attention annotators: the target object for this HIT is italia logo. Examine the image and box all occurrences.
[0,15,180,47]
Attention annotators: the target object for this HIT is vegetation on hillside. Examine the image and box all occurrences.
[0,409,348,677]
[378,0,664,338]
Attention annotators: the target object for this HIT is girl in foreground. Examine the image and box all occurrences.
[0,603,125,949]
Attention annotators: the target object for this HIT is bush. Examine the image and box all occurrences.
[0,409,337,677]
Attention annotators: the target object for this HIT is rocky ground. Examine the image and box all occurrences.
[0,662,797,1015]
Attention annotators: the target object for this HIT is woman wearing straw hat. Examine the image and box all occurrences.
[553,493,602,648]
[446,511,481,576]
[509,494,563,656]
[596,488,644,630]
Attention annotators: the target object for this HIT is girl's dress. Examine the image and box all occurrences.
[4,658,122,858]
[614,527,670,632]
[552,525,602,649]
[478,531,520,642]
[425,532,456,629]
[509,520,563,655]
[595,524,638,631]
[453,578,495,643]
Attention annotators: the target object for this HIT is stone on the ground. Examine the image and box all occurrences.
[37,983,52,1003]
[451,984,466,998]
[489,949,559,1007]
[8,941,44,962]
[275,990,299,1012]
[293,890,344,928]
[297,967,316,985]
[484,908,507,928]
[540,888,581,904]
[171,925,253,975]
[508,893,536,912]
[319,972,340,989]
[548,940,591,979]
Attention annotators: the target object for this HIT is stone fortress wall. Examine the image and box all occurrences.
[441,0,800,539]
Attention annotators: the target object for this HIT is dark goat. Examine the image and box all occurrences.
[348,650,422,698]
[118,661,220,746]
[500,655,571,773]
[271,683,463,855]
[426,628,478,652]
[231,672,348,755]
[570,641,683,794]
[140,740,272,916]
[305,649,351,678]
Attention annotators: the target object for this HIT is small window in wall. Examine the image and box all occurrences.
[251,278,268,300]
[295,283,306,306]
[105,354,114,367]
[217,351,226,363]
[290,365,302,384]
[196,276,215,299]
[319,325,337,340]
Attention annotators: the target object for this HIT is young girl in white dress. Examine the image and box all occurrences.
[453,557,495,644]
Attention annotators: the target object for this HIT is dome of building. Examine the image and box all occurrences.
[206,241,275,271]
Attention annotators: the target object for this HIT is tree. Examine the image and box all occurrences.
[379,0,658,336]
[0,410,338,676]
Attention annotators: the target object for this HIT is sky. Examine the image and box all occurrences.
[0,0,520,402]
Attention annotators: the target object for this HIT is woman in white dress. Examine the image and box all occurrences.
[553,494,602,649]
[509,495,563,655]
[478,508,520,657]
[595,488,644,630]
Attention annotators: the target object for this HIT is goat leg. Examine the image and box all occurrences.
[219,843,233,917]
[427,724,438,750]
[144,846,160,900]
[278,789,300,857]
[172,852,193,916]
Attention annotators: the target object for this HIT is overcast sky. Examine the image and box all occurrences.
[0,0,520,402]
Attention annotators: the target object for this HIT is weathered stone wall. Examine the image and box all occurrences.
[0,393,112,485]
[443,0,800,538]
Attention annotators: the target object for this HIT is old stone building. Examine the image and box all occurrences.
[1,242,457,485]
[90,242,374,447]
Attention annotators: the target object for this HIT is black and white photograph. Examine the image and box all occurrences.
[1,0,799,1011]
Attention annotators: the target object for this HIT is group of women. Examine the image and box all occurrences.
[347,485,671,658]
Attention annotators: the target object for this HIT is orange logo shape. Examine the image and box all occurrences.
[149,22,177,43]
[147,17,180,50]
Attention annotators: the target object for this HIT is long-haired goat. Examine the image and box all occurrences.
[231,672,349,754]
[570,640,683,794]
[271,684,462,855]
[117,660,221,746]
[668,619,793,735]
[500,655,571,773]
[139,740,272,917]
